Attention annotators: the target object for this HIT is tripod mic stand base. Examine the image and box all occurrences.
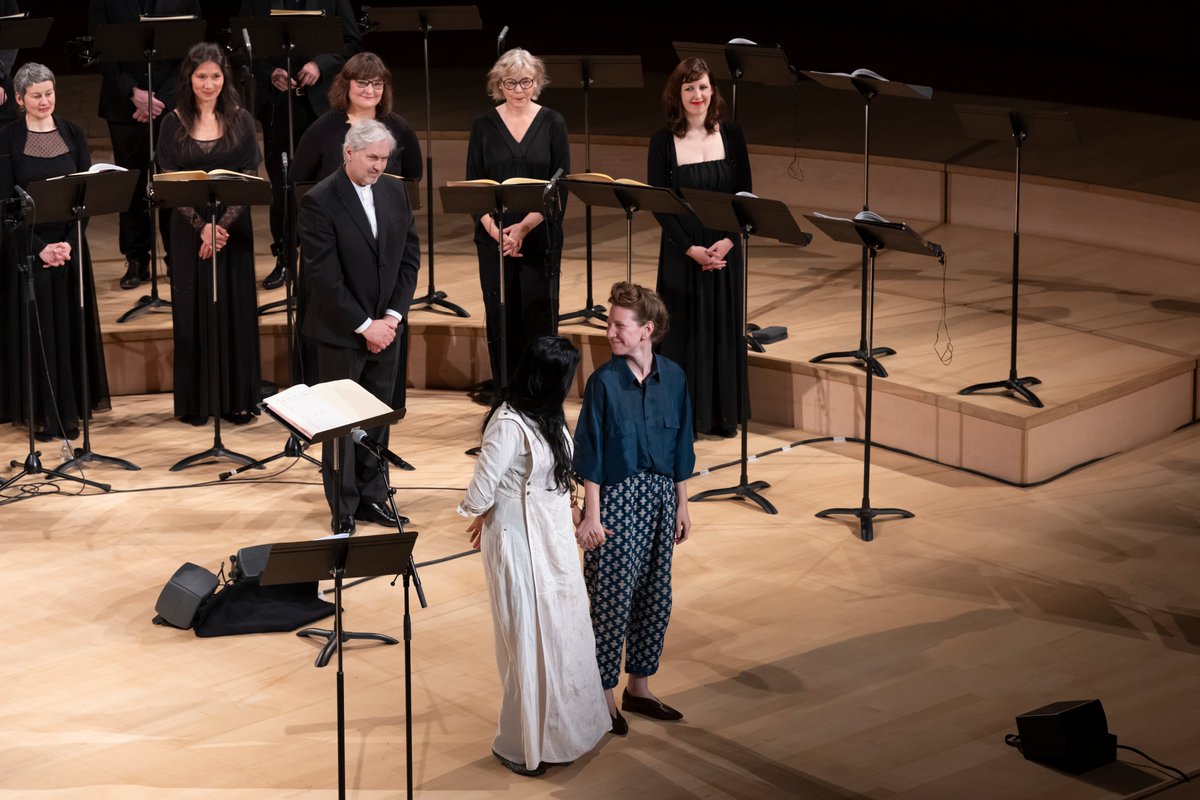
[4,451,112,492]
[810,346,896,378]
[116,293,172,324]
[171,445,260,472]
[413,290,470,318]
[59,448,141,473]
[559,304,608,325]
[959,376,1044,408]
[691,479,777,515]
[816,505,914,542]
[297,627,399,668]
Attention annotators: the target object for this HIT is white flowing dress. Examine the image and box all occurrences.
[458,404,610,768]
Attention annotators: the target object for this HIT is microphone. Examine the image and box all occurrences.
[281,151,288,178]
[352,428,415,471]
[544,167,564,195]
[242,27,252,55]
[497,25,508,56]
[16,185,34,209]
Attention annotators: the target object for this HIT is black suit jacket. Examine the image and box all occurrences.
[87,0,203,123]
[299,168,420,350]
[237,0,361,120]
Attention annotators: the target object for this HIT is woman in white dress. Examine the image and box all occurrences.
[459,335,611,777]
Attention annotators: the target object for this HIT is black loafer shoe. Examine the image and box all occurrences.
[120,258,149,290]
[621,689,683,721]
[262,258,287,290]
[610,710,629,736]
[492,750,545,777]
[332,515,355,535]
[355,500,398,527]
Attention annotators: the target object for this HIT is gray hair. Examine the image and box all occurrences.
[486,48,548,102]
[343,118,396,155]
[14,62,56,98]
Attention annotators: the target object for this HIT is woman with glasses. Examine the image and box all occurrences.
[293,52,421,186]
[466,48,570,397]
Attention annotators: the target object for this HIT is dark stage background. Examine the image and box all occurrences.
[24,1,1200,121]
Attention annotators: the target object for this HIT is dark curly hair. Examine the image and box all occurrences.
[663,57,725,137]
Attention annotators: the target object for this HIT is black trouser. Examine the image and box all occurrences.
[476,242,556,387]
[108,121,171,262]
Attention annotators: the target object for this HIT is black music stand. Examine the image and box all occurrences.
[440,181,547,390]
[261,531,417,800]
[2,191,110,493]
[804,68,932,378]
[806,211,945,541]
[682,188,811,515]
[155,176,272,472]
[545,55,643,327]
[25,170,141,473]
[362,5,481,319]
[672,41,795,122]
[233,14,343,160]
[563,180,692,284]
[93,17,205,325]
[956,106,1078,409]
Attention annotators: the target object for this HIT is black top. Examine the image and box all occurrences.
[239,0,363,119]
[87,0,203,122]
[465,105,570,250]
[293,110,422,184]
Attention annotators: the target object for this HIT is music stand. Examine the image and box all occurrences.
[92,17,205,325]
[805,211,945,541]
[545,55,643,327]
[155,176,272,471]
[681,188,811,514]
[804,68,932,378]
[261,531,417,800]
[955,105,1078,408]
[25,170,141,473]
[563,180,692,284]
[440,181,547,390]
[361,5,482,319]
[672,41,795,121]
[2,192,110,493]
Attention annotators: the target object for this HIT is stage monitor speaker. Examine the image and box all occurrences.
[154,563,219,629]
[1015,699,1117,774]
[231,544,273,582]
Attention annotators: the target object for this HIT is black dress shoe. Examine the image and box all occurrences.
[332,515,355,535]
[355,500,398,527]
[621,689,683,721]
[492,750,545,777]
[119,258,150,290]
[610,710,629,736]
[262,258,287,290]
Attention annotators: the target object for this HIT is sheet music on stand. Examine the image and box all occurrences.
[264,379,405,445]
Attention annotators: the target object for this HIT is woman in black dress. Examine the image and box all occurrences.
[157,42,263,425]
[292,51,421,402]
[466,48,570,388]
[647,58,751,438]
[0,62,110,440]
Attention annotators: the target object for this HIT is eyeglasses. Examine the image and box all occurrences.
[354,79,386,91]
[501,77,535,90]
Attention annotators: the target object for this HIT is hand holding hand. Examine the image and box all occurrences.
[362,319,396,353]
[39,242,72,267]
[686,244,726,271]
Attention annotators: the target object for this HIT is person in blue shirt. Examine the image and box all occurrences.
[573,281,695,732]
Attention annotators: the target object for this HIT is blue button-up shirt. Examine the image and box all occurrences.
[573,354,695,487]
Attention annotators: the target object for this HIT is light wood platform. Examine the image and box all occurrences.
[2,390,1198,799]
[80,138,1200,485]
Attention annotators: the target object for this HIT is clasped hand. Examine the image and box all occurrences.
[130,88,165,123]
[197,223,230,260]
[272,62,320,93]
[687,237,734,271]
[574,513,612,552]
[362,317,398,354]
[39,242,72,267]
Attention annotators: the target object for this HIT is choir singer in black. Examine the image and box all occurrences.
[298,119,420,535]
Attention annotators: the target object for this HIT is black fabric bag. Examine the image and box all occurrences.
[192,577,335,638]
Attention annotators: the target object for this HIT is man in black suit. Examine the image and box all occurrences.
[299,119,420,534]
[88,0,200,289]
[238,0,361,290]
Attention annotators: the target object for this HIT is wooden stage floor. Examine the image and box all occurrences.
[2,389,1198,798]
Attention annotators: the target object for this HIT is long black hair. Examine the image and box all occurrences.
[483,336,580,493]
[173,42,244,149]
